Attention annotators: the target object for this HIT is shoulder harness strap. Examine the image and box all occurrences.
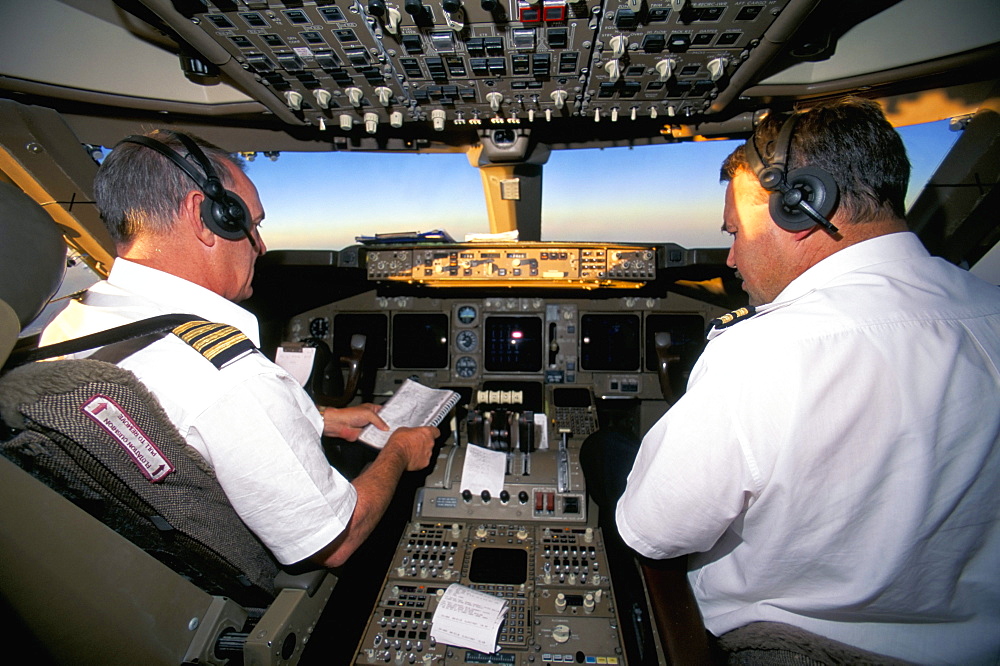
[4,314,256,372]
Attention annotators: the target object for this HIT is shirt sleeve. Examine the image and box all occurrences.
[615,344,762,560]
[187,367,357,565]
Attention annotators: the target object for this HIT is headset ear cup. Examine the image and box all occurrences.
[200,190,250,241]
[769,166,839,232]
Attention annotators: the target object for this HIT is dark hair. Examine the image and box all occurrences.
[94,129,245,245]
[721,97,910,224]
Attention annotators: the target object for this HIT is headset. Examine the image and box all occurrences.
[116,131,256,248]
[743,113,840,234]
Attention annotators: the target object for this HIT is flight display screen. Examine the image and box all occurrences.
[391,313,449,368]
[484,316,543,372]
[468,547,528,585]
[580,314,641,371]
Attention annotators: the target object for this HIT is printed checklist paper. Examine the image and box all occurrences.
[430,584,509,654]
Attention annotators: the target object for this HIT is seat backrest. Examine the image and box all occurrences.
[0,358,280,606]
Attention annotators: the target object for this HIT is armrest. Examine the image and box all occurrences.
[274,569,333,596]
[243,571,337,665]
[639,555,714,665]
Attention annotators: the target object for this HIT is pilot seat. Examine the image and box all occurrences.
[0,180,334,665]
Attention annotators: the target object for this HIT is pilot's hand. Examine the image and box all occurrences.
[384,426,439,471]
[322,403,388,441]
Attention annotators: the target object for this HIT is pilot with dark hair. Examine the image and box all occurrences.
[615,98,1000,663]
[42,129,438,569]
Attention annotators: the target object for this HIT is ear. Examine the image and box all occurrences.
[791,225,821,242]
[179,189,217,247]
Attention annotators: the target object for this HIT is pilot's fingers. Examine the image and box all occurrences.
[357,404,389,430]
[388,426,439,471]
[358,402,384,416]
[322,405,388,440]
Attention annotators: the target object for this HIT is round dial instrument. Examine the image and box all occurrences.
[457,305,477,324]
[455,356,477,378]
[456,329,478,352]
[309,317,330,338]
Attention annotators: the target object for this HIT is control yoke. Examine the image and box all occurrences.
[329,333,366,408]
[654,331,679,405]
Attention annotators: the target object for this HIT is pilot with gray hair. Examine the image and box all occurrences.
[42,129,438,569]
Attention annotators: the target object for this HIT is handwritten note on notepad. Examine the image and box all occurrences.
[430,583,509,654]
[460,444,507,496]
[358,379,460,449]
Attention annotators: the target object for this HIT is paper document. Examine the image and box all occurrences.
[358,379,461,449]
[460,444,507,496]
[274,345,316,387]
[430,583,509,654]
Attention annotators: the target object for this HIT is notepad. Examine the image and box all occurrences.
[358,378,461,449]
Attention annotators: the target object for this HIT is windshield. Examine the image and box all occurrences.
[249,118,965,254]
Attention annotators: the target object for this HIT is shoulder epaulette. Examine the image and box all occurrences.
[708,306,757,332]
[171,319,256,370]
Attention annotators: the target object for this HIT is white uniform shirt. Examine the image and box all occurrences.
[41,259,357,565]
[616,232,1000,665]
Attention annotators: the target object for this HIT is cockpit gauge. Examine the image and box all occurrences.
[309,317,330,338]
[455,356,477,378]
[456,329,478,352]
[457,305,477,325]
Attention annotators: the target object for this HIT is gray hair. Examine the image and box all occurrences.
[94,129,245,245]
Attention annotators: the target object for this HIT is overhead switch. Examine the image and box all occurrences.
[283,90,303,111]
[375,86,393,106]
[486,91,503,112]
[707,57,726,81]
[313,89,332,109]
[609,35,628,59]
[604,59,622,82]
[385,8,402,34]
[655,57,676,82]
[346,87,364,107]
[431,109,447,131]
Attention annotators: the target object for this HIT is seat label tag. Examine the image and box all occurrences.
[81,395,175,482]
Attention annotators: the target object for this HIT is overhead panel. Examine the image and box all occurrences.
[165,0,792,137]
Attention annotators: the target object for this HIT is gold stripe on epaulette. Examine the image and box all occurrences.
[202,333,249,361]
[172,320,212,340]
[189,326,240,352]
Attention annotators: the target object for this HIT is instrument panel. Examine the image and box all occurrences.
[156,0,792,141]
[366,243,657,287]
[279,245,727,665]
[353,519,627,664]
[287,289,715,409]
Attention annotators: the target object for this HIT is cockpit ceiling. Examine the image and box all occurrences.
[0,0,998,152]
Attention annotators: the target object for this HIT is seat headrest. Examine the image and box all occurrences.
[0,181,66,330]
